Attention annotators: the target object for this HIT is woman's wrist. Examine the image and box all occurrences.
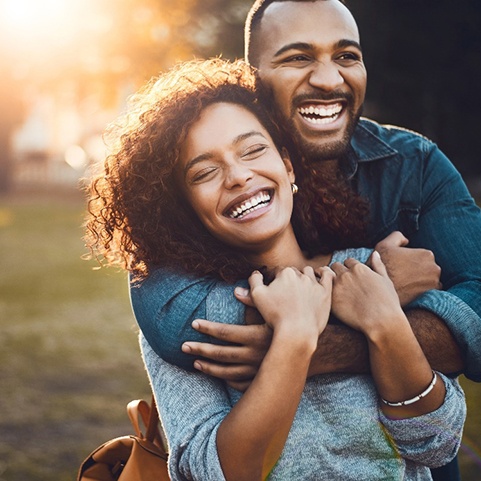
[362,310,410,344]
[271,324,319,357]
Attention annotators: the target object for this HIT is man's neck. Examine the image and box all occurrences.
[311,159,340,177]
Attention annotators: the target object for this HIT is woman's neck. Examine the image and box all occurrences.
[247,227,332,272]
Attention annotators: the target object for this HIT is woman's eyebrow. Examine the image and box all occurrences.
[183,153,213,176]
[233,130,267,145]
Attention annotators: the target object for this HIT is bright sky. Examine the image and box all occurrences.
[0,0,111,60]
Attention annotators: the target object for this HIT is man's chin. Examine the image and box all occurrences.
[299,136,352,162]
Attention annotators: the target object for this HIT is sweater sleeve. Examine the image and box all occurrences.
[140,333,229,481]
[379,373,466,468]
[130,268,247,371]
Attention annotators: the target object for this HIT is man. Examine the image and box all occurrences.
[131,1,481,479]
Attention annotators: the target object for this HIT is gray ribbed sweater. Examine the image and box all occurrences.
[139,249,466,480]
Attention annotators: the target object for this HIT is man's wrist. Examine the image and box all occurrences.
[308,324,370,376]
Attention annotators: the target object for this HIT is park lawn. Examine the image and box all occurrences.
[0,191,480,480]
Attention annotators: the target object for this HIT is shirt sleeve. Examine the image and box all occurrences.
[140,334,228,481]
[409,142,481,381]
[406,289,481,380]
[130,268,247,371]
[379,373,466,468]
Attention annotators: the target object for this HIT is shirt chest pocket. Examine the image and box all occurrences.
[372,206,420,243]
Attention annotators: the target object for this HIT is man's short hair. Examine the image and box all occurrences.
[245,0,347,67]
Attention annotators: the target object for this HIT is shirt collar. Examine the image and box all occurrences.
[342,118,398,179]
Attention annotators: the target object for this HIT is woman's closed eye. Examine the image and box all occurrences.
[189,166,218,184]
[242,144,268,159]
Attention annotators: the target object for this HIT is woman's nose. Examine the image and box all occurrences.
[224,162,253,189]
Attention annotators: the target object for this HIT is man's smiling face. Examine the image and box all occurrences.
[254,0,367,162]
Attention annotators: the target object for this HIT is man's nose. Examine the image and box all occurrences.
[308,60,344,91]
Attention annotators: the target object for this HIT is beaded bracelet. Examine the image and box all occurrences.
[381,371,437,407]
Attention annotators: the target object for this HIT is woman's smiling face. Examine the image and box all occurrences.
[178,102,296,253]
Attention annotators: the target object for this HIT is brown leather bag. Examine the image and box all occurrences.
[77,397,169,481]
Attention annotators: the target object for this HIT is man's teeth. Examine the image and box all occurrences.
[229,192,271,219]
[298,104,342,124]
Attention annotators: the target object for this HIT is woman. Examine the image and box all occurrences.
[85,58,465,481]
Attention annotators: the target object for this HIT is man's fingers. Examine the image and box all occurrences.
[226,380,251,392]
[192,359,257,382]
[191,319,268,344]
[182,340,259,364]
[376,230,409,248]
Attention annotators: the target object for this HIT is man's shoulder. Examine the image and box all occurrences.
[357,118,429,141]
[351,118,437,164]
[355,118,435,150]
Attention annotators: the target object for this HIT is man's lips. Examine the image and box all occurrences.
[224,189,273,219]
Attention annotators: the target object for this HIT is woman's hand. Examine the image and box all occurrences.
[248,265,334,339]
[330,251,406,336]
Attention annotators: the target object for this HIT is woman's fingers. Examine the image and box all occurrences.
[314,266,336,286]
[370,250,389,278]
[248,270,265,289]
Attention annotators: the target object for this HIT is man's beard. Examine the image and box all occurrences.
[259,83,362,163]
[288,91,363,163]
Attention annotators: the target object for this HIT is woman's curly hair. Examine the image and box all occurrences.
[85,58,370,283]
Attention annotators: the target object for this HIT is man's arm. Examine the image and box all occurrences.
[186,306,463,389]
[130,267,247,371]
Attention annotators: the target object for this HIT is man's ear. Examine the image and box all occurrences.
[281,148,295,183]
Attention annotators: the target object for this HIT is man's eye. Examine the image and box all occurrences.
[282,54,310,64]
[337,52,361,63]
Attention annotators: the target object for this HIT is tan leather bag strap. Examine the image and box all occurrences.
[127,396,167,455]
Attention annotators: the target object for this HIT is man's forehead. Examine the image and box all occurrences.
[258,0,360,50]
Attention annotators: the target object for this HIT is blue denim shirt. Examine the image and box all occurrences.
[130,118,481,382]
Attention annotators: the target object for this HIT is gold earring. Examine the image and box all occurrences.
[291,183,298,195]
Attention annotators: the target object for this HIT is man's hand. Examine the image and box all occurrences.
[373,231,442,306]
[182,318,272,391]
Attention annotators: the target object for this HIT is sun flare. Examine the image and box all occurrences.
[1,0,70,32]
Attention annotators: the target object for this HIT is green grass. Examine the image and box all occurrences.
[0,191,480,480]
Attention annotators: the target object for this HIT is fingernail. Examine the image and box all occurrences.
[193,361,203,371]
[373,250,381,259]
[182,343,191,353]
[235,287,249,297]
[192,320,200,330]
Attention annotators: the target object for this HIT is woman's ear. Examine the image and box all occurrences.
[281,148,295,183]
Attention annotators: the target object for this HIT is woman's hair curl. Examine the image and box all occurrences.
[85,58,369,283]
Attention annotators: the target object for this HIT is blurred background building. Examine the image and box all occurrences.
[0,0,480,195]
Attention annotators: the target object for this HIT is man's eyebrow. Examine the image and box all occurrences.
[336,39,362,52]
[273,39,362,58]
[273,42,313,58]
[183,131,267,176]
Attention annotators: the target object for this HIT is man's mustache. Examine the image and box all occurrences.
[292,91,354,107]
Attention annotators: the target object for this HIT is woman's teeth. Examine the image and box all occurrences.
[229,192,271,219]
